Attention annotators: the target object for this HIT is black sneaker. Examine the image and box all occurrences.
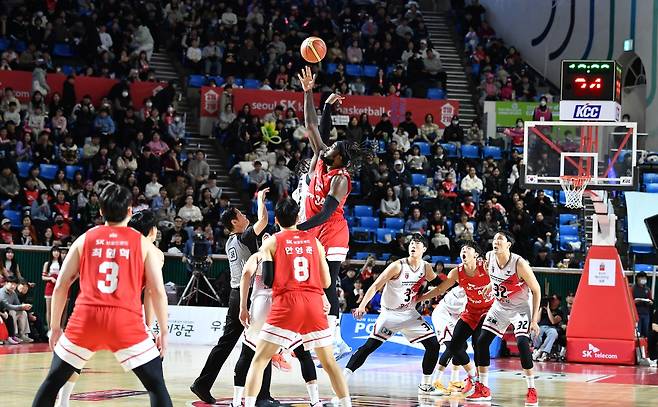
[190,381,216,404]
[256,397,281,406]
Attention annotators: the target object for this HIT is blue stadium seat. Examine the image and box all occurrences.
[411,173,427,186]
[559,235,581,251]
[543,189,555,200]
[65,165,83,180]
[386,65,395,75]
[512,146,524,154]
[359,217,380,229]
[384,217,404,231]
[646,183,658,193]
[378,140,386,154]
[376,228,396,244]
[483,146,502,160]
[634,264,654,272]
[631,245,655,254]
[351,227,374,243]
[380,253,391,261]
[441,143,458,158]
[461,144,480,159]
[2,210,21,228]
[351,180,361,196]
[559,225,578,236]
[267,210,275,224]
[413,142,430,156]
[363,65,378,77]
[0,38,8,52]
[559,191,566,205]
[454,257,462,264]
[61,65,75,76]
[431,256,451,265]
[53,43,75,57]
[445,219,454,236]
[354,252,372,260]
[39,164,59,180]
[243,79,260,89]
[17,161,33,179]
[353,205,373,218]
[14,40,27,53]
[326,63,337,74]
[234,78,244,86]
[427,88,446,100]
[643,173,658,184]
[265,200,274,211]
[559,214,578,225]
[188,75,206,88]
[210,76,225,86]
[345,64,363,77]
[343,205,352,217]
[345,216,356,227]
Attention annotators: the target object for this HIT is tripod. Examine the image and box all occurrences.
[178,267,222,306]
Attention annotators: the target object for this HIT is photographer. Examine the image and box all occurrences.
[532,294,564,362]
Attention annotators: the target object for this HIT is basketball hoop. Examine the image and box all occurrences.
[560,175,591,209]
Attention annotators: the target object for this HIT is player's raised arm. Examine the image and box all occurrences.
[49,234,83,349]
[297,174,349,231]
[144,237,169,357]
[239,252,260,327]
[516,258,542,336]
[252,187,270,236]
[298,66,327,154]
[417,267,459,303]
[353,261,402,319]
[307,93,345,173]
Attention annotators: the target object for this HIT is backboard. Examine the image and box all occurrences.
[521,121,637,190]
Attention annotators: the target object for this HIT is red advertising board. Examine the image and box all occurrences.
[200,87,459,127]
[0,70,165,108]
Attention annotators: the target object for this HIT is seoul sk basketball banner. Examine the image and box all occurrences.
[0,70,165,108]
[340,313,501,358]
[200,87,459,127]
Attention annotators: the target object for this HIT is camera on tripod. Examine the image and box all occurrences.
[178,232,219,305]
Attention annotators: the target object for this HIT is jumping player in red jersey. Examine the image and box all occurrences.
[417,241,494,397]
[32,185,172,407]
[296,66,355,358]
[243,198,351,407]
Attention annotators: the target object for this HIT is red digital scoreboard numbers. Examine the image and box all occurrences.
[561,60,621,103]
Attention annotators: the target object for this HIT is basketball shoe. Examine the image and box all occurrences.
[448,380,465,392]
[272,353,291,372]
[465,382,491,402]
[429,381,451,396]
[526,388,539,406]
[462,376,476,397]
[418,384,448,396]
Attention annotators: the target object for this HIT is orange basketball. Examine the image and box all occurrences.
[300,37,327,63]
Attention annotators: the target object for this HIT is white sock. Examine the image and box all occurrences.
[232,386,244,405]
[343,368,354,380]
[339,396,352,407]
[525,375,535,389]
[436,368,445,383]
[467,367,478,380]
[450,365,460,382]
[57,381,75,407]
[244,396,256,407]
[480,372,489,387]
[306,383,319,404]
[422,374,432,385]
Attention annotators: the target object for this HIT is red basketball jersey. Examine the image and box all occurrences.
[457,259,494,314]
[305,158,350,221]
[76,226,145,315]
[272,229,324,296]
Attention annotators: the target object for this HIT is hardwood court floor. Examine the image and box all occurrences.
[4,343,658,406]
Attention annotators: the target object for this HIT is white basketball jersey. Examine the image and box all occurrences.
[250,259,272,300]
[485,250,530,309]
[436,286,467,316]
[382,258,427,311]
[292,176,310,222]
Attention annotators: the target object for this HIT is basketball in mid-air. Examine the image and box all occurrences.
[300,37,327,63]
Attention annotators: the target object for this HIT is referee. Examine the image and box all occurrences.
[191,188,278,406]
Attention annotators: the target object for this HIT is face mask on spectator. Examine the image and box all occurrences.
[639,278,647,285]
[174,117,181,122]
[517,121,523,128]
[146,101,152,107]
[452,120,458,125]
[540,100,547,107]
[122,91,129,97]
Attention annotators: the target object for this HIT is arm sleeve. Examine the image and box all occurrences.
[319,103,333,143]
[297,195,339,231]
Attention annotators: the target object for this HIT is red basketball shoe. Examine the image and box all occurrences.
[465,382,491,402]
[526,387,538,406]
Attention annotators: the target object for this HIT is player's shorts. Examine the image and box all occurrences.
[481,300,532,338]
[431,309,460,345]
[55,305,159,371]
[371,308,435,343]
[460,307,490,330]
[307,218,349,262]
[243,294,302,351]
[261,291,331,351]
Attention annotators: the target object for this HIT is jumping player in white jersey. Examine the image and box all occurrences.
[292,158,311,223]
[430,285,467,393]
[344,234,443,396]
[235,251,324,407]
[470,231,541,406]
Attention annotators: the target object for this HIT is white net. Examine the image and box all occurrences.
[559,176,591,209]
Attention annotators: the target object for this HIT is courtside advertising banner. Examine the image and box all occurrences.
[340,313,501,357]
[151,305,228,345]
[0,70,165,108]
[200,87,459,127]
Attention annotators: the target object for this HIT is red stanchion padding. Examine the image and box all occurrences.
[0,320,8,341]
[566,245,637,365]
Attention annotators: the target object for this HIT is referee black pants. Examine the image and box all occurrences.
[194,288,272,398]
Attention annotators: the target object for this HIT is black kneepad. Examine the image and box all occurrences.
[517,335,534,370]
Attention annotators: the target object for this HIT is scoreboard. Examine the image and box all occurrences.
[559,60,622,121]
